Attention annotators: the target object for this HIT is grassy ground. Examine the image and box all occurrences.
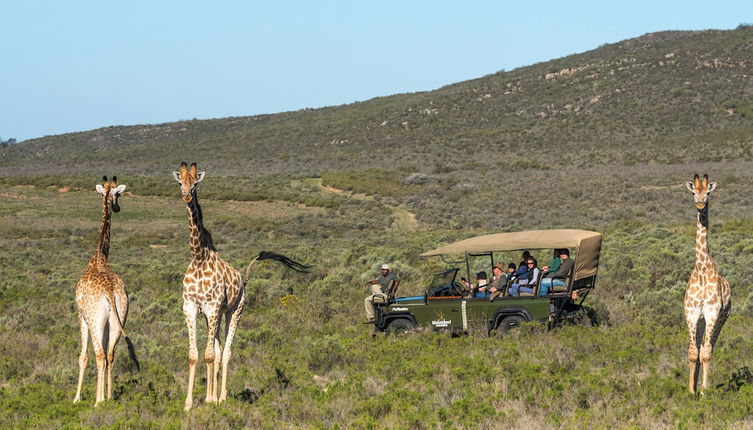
[2,178,753,429]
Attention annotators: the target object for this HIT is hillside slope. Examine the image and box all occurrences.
[2,27,752,176]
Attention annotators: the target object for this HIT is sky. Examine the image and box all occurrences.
[1,1,751,142]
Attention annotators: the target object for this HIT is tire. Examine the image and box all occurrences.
[491,315,525,336]
[385,318,416,336]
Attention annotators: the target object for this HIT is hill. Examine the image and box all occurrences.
[3,27,753,232]
[3,27,753,176]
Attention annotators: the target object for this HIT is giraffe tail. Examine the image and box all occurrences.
[106,293,128,338]
[124,336,141,372]
[243,251,311,283]
[106,293,141,372]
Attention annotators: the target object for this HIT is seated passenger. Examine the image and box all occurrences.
[474,271,491,298]
[461,271,489,298]
[516,250,532,271]
[489,262,518,302]
[508,257,540,296]
[541,249,562,279]
[540,249,574,295]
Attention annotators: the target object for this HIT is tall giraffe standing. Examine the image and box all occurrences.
[173,162,309,411]
[74,176,133,405]
[684,174,731,393]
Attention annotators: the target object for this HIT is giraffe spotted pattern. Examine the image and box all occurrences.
[684,174,731,394]
[73,176,130,406]
[173,162,246,411]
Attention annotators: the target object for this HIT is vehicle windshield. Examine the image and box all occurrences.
[427,268,459,292]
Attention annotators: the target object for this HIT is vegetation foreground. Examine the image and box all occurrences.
[2,175,753,429]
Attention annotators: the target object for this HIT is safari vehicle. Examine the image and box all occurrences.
[371,229,602,335]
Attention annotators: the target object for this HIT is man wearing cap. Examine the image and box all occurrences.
[460,271,488,298]
[363,264,400,323]
[488,262,517,301]
[540,249,574,295]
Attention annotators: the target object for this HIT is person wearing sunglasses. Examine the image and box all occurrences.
[508,257,540,296]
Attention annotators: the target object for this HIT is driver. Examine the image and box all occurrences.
[363,264,400,323]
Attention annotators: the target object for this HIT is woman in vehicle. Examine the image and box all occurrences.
[508,256,540,296]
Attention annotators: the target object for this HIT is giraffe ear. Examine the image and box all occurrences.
[112,184,126,195]
[196,171,205,183]
[707,182,717,193]
[96,184,106,195]
[172,171,182,182]
[686,182,694,192]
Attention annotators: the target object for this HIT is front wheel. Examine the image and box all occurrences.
[385,318,416,336]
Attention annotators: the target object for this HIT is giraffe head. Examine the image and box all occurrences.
[172,162,205,203]
[95,176,126,213]
[685,174,717,210]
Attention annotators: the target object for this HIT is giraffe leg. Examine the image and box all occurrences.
[709,302,731,350]
[183,301,199,411]
[212,318,222,402]
[92,306,109,405]
[93,336,107,405]
[74,314,89,403]
[220,291,245,402]
[685,311,701,393]
[106,309,123,400]
[204,312,220,403]
[700,313,720,391]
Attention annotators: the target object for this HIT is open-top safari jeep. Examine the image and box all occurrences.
[372,229,602,335]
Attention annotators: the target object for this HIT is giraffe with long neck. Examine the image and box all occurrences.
[74,176,131,405]
[684,174,731,393]
[173,162,310,411]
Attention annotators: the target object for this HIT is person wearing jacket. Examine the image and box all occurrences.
[540,249,574,295]
[489,263,517,302]
[508,257,540,296]
[541,249,562,277]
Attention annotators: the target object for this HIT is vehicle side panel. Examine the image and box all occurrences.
[378,296,550,332]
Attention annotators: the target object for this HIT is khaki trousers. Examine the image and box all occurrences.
[364,284,385,320]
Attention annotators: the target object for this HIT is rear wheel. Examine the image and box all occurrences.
[490,315,525,337]
[385,318,416,336]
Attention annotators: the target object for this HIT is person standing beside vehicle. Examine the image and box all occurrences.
[363,264,400,323]
[540,249,574,295]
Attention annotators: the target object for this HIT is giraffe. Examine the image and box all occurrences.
[684,174,731,393]
[74,176,135,405]
[173,162,309,411]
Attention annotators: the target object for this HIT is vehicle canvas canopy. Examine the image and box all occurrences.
[419,229,602,282]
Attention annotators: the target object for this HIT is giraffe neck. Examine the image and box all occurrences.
[695,206,710,268]
[96,194,112,258]
[184,189,216,260]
